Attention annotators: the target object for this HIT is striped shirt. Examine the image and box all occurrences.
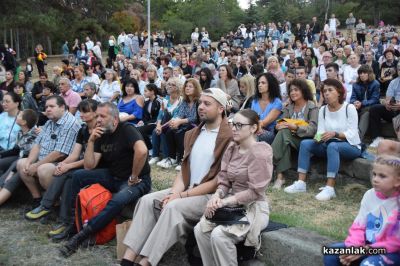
[35,111,81,160]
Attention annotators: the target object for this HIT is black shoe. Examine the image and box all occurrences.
[59,225,93,257]
[50,223,76,242]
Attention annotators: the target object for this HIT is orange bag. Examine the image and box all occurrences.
[75,183,116,245]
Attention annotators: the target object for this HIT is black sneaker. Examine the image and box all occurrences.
[59,225,93,257]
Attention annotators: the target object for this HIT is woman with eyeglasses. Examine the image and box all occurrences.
[98,69,121,103]
[149,78,182,166]
[0,92,22,173]
[194,109,272,266]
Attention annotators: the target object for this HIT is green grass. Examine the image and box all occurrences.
[151,166,368,241]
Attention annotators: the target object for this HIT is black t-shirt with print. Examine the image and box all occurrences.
[94,122,150,179]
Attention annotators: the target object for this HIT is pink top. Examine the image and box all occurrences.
[217,141,273,205]
[345,188,400,253]
[62,89,82,108]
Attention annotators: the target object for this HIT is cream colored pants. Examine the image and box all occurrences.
[123,188,210,266]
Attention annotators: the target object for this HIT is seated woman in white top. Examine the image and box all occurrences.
[284,78,362,201]
[98,69,121,103]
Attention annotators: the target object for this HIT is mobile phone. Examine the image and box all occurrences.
[390,96,396,105]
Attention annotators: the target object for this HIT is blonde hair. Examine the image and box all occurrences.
[267,56,280,71]
[166,77,182,95]
[374,155,400,181]
[239,74,256,99]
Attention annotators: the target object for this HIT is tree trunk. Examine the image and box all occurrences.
[47,35,52,55]
[16,28,20,60]
[9,28,13,49]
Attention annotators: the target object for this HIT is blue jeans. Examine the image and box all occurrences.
[71,168,151,232]
[298,140,361,178]
[257,129,275,144]
[324,242,400,266]
[151,129,168,158]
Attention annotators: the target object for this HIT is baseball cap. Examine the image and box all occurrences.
[201,88,228,109]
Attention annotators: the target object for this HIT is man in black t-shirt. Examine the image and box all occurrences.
[60,102,151,257]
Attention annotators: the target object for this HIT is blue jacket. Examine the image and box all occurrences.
[350,80,380,107]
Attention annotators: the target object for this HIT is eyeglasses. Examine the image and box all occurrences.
[228,122,252,130]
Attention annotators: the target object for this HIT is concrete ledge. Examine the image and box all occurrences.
[258,227,333,266]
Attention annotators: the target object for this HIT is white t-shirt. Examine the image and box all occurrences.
[98,80,121,103]
[86,73,101,88]
[317,103,361,147]
[189,126,218,187]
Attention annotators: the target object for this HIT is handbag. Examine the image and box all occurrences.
[207,206,249,225]
[116,220,132,261]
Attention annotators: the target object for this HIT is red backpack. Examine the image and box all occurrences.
[75,183,116,245]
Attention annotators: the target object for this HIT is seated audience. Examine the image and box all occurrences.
[0,109,38,205]
[194,109,272,266]
[216,64,242,110]
[137,84,162,149]
[98,69,121,103]
[369,63,400,148]
[117,79,144,125]
[17,96,81,209]
[150,78,182,166]
[160,78,201,170]
[350,64,380,141]
[251,73,283,144]
[0,92,22,155]
[24,100,97,242]
[0,70,16,93]
[60,102,151,257]
[14,83,38,111]
[59,77,82,115]
[83,82,102,102]
[284,79,361,201]
[271,79,318,189]
[323,155,400,266]
[120,88,232,266]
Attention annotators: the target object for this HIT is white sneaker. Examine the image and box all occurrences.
[156,158,168,167]
[272,179,286,189]
[160,158,177,169]
[149,157,161,165]
[284,180,306,193]
[369,137,383,148]
[175,164,181,171]
[315,186,336,201]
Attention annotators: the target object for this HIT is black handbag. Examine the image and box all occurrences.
[207,206,249,225]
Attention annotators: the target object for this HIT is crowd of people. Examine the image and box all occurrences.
[0,11,399,266]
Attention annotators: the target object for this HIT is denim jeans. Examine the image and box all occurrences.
[151,129,169,158]
[70,168,151,232]
[298,139,361,178]
[257,129,276,145]
[323,242,400,266]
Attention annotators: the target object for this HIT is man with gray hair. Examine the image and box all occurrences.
[59,77,81,115]
[60,102,151,257]
[83,82,102,102]
[207,63,219,81]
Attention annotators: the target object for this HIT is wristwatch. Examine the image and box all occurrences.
[129,176,138,182]
[334,132,339,138]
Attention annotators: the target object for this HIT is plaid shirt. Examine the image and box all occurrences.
[35,111,81,160]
